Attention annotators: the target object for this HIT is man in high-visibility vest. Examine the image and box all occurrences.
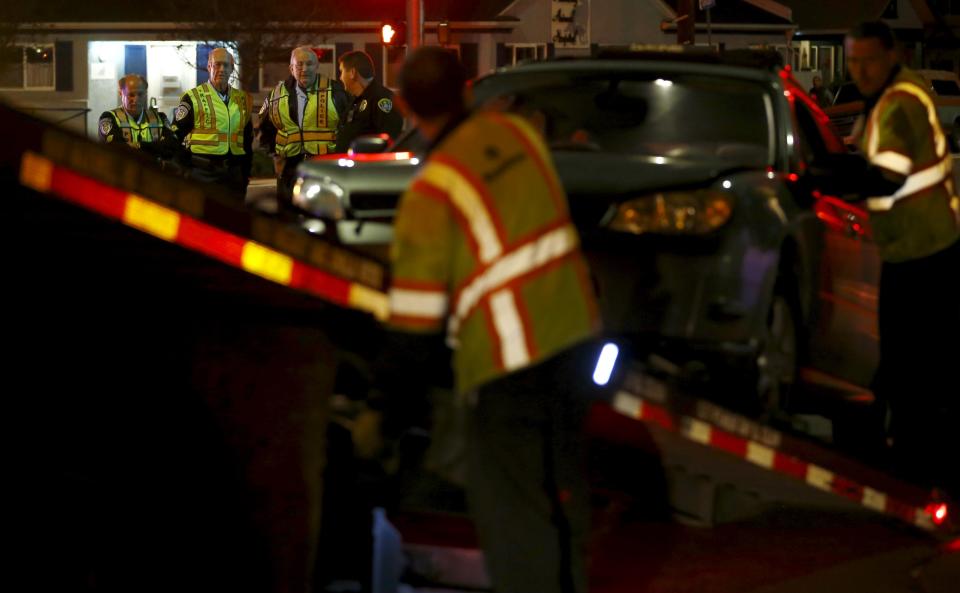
[380,47,601,593]
[844,21,960,498]
[98,74,177,159]
[171,47,253,196]
[259,46,349,211]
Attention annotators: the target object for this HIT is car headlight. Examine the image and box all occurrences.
[292,175,346,220]
[606,189,733,235]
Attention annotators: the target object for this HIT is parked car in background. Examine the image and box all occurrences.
[825,69,960,151]
[295,51,883,439]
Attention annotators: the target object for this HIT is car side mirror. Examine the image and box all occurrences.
[348,134,392,155]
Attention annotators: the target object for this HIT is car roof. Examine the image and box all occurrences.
[917,69,960,82]
[480,57,778,86]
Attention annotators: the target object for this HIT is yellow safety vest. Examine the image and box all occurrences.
[109,107,164,148]
[389,112,600,394]
[266,77,339,157]
[861,67,960,262]
[186,82,252,156]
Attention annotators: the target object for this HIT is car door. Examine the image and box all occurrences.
[790,94,880,393]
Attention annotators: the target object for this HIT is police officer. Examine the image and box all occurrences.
[171,47,254,196]
[843,21,960,497]
[259,46,349,210]
[334,50,403,153]
[98,74,176,159]
[379,47,601,593]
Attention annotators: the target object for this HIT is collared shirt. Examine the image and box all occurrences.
[295,84,308,128]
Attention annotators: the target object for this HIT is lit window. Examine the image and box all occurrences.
[510,44,547,65]
[0,45,55,90]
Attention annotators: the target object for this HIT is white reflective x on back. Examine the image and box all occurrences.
[489,289,531,370]
[447,224,580,338]
[420,161,504,263]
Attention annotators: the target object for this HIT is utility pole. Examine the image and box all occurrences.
[407,0,423,49]
[677,0,695,45]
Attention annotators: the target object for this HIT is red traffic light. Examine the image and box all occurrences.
[380,21,405,46]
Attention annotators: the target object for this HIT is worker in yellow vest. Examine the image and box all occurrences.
[259,46,349,211]
[843,21,960,498]
[98,74,176,159]
[171,47,253,196]
[376,47,601,593]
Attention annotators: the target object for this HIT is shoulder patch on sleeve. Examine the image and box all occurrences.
[377,98,393,113]
[99,118,113,136]
[175,102,190,121]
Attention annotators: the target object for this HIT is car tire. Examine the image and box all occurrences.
[753,280,800,420]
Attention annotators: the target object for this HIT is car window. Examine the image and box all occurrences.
[930,79,960,96]
[793,98,831,166]
[832,83,862,105]
[476,72,772,168]
[391,128,429,153]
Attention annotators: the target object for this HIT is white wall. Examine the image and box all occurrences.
[0,34,89,136]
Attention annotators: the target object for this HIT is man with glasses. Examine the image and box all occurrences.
[259,47,349,211]
[171,47,254,196]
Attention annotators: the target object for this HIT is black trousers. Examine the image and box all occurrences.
[875,238,960,497]
[466,343,597,593]
[277,154,306,212]
[187,156,249,196]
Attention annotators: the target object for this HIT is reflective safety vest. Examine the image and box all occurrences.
[109,107,165,148]
[389,112,601,394]
[186,82,252,156]
[265,77,339,157]
[861,67,960,262]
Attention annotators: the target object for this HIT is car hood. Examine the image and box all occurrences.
[551,151,740,196]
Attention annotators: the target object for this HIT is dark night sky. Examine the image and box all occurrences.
[2,0,516,23]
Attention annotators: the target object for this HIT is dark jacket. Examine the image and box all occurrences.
[334,79,404,153]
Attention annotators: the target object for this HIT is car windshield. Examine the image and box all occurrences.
[476,72,772,167]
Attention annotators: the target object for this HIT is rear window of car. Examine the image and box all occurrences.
[474,71,773,167]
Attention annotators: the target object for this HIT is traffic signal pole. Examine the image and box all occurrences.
[677,0,695,45]
[407,0,423,49]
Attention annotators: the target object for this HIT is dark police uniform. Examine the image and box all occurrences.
[334,79,403,153]
[170,84,254,195]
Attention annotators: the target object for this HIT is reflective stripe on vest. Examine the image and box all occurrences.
[111,107,163,148]
[865,81,950,211]
[187,82,251,155]
[389,111,599,391]
[396,153,581,370]
[268,78,339,157]
[867,155,954,210]
[389,282,449,324]
[419,158,506,263]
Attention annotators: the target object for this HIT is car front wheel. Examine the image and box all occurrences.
[754,288,799,419]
